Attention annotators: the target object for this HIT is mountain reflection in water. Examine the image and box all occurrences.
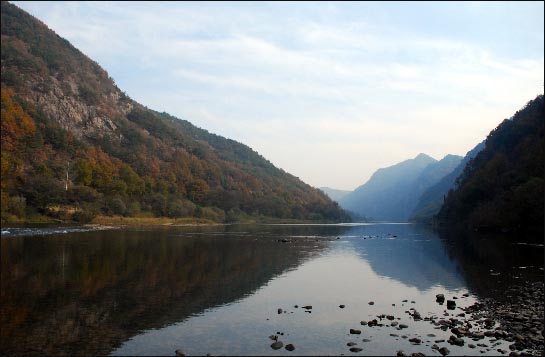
[0,226,327,355]
[1,224,542,356]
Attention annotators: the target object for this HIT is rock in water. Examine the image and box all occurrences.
[271,341,284,350]
[278,308,283,314]
[438,347,450,355]
[446,300,456,309]
[340,304,346,308]
[285,344,295,351]
[350,329,362,334]
[349,347,363,352]
[175,350,185,357]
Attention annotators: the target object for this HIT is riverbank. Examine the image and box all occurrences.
[2,214,345,227]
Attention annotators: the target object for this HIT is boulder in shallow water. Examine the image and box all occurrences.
[271,341,284,350]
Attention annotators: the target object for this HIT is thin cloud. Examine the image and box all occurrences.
[13,1,544,190]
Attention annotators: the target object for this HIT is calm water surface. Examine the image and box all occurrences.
[1,223,542,356]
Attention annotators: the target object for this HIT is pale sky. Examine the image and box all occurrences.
[14,1,544,190]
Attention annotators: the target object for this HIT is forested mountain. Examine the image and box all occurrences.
[0,2,349,223]
[319,187,351,202]
[437,95,544,237]
[339,153,461,221]
[410,142,484,222]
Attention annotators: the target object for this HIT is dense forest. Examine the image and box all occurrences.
[437,94,544,237]
[0,2,349,223]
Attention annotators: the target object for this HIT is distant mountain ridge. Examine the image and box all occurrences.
[410,143,484,222]
[339,153,462,221]
[319,187,351,202]
[0,1,349,223]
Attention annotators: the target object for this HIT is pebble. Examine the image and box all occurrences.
[271,341,283,350]
[350,329,362,335]
[347,342,357,346]
[349,347,363,352]
[409,337,421,344]
[438,347,450,356]
[285,344,295,351]
[399,324,409,329]
[360,321,368,325]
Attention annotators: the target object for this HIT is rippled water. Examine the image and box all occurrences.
[1,223,542,356]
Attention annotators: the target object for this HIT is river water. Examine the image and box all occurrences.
[1,223,542,355]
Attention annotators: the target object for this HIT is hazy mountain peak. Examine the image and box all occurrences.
[340,152,460,222]
[414,153,436,162]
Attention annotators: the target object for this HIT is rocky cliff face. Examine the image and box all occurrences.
[1,1,135,141]
[30,78,134,139]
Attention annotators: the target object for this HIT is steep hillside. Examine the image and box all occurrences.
[437,95,544,237]
[410,142,484,222]
[0,2,349,223]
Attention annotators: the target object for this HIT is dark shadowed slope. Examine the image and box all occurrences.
[437,95,544,238]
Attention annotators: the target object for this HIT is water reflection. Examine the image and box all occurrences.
[439,229,544,300]
[345,224,465,291]
[0,227,326,355]
[1,224,542,356]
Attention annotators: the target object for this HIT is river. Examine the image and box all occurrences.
[1,223,542,355]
